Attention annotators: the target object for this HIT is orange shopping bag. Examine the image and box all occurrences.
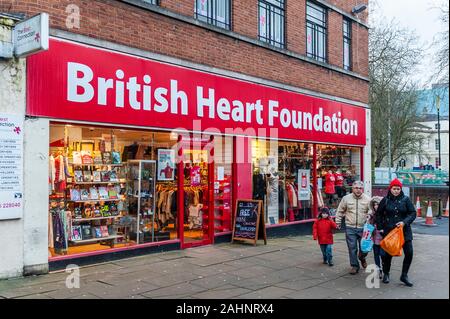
[380,225,405,256]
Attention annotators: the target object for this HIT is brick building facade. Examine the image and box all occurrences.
[0,0,370,278]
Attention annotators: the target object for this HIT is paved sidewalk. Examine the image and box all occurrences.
[0,232,448,299]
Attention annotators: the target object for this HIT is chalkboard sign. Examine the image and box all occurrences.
[232,199,267,246]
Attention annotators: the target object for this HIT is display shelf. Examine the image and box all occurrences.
[72,216,120,222]
[69,235,123,244]
[69,163,124,167]
[67,199,122,203]
[70,181,123,185]
[126,160,157,245]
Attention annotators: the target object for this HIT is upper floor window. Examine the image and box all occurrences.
[306,1,327,63]
[142,0,158,4]
[195,0,231,30]
[343,18,352,70]
[258,0,285,49]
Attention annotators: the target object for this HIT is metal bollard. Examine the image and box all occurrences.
[438,198,442,219]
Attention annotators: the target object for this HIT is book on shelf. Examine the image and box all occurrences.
[94,227,102,238]
[89,187,99,200]
[100,225,109,237]
[81,151,93,165]
[102,152,112,164]
[101,171,111,182]
[98,187,109,200]
[109,170,119,182]
[93,171,101,182]
[70,188,81,201]
[108,187,118,199]
[80,189,90,201]
[93,152,103,165]
[83,170,92,182]
[72,151,82,165]
[71,226,83,241]
[81,225,93,239]
[111,151,121,164]
[74,170,84,183]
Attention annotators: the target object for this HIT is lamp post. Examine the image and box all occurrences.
[436,94,441,169]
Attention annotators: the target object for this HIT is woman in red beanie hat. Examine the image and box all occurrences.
[376,178,416,287]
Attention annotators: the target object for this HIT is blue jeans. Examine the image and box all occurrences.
[320,244,333,263]
[373,244,383,269]
[345,227,368,269]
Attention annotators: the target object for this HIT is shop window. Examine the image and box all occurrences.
[252,139,314,225]
[213,136,233,233]
[317,145,361,211]
[195,0,231,30]
[48,124,179,257]
[306,1,327,63]
[258,0,285,48]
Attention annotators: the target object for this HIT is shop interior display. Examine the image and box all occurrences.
[317,145,360,209]
[214,176,232,233]
[48,126,178,257]
[252,141,315,224]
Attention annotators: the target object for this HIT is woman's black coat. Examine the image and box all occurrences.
[375,191,417,241]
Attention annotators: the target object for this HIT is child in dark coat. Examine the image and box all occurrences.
[313,207,338,266]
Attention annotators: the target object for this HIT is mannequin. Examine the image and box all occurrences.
[335,169,346,198]
[324,170,336,206]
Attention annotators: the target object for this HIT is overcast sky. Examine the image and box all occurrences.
[371,0,447,88]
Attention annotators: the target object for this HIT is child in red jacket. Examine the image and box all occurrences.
[313,207,337,266]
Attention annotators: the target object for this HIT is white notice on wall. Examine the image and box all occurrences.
[217,166,225,181]
[0,113,24,220]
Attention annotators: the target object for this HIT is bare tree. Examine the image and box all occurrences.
[369,19,426,168]
[431,1,449,84]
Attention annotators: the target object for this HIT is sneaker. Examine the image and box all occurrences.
[349,267,359,275]
[378,270,383,280]
[328,261,334,267]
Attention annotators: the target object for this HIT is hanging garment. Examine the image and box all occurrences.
[324,173,336,195]
[48,212,54,249]
[49,155,56,192]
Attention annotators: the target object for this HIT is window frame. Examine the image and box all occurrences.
[306,1,328,63]
[258,0,286,49]
[195,0,232,30]
[142,0,158,5]
[343,18,352,71]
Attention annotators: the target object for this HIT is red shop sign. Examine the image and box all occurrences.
[27,39,366,146]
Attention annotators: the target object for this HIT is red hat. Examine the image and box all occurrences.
[389,178,403,189]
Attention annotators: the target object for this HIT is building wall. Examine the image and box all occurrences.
[405,120,450,173]
[0,0,369,104]
[0,23,25,279]
[0,0,370,278]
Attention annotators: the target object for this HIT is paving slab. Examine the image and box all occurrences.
[236,286,296,299]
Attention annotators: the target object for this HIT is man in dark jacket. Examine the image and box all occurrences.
[376,179,416,287]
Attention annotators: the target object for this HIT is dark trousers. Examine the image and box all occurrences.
[373,244,383,269]
[382,240,413,275]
